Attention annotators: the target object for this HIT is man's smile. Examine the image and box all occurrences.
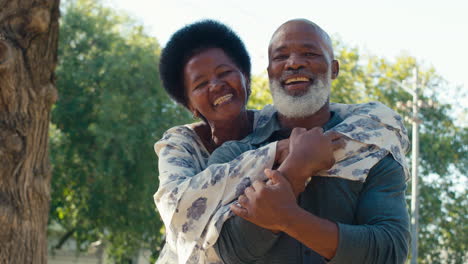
[284,76,310,84]
[281,75,313,94]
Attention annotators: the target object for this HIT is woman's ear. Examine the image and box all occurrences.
[243,73,251,97]
[186,101,198,119]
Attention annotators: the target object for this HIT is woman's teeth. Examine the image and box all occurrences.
[213,94,233,106]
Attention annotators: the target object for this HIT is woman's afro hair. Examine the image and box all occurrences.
[159,19,251,108]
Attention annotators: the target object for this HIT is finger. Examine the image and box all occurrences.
[290,127,307,138]
[237,194,249,207]
[325,131,343,141]
[230,203,248,218]
[279,138,290,146]
[310,126,324,134]
[244,186,255,195]
[331,138,346,150]
[265,169,286,185]
[264,169,277,184]
[252,179,265,190]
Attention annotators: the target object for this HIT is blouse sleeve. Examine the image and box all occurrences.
[153,126,277,264]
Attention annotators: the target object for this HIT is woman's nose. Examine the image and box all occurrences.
[208,78,223,92]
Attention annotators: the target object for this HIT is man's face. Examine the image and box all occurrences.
[267,21,338,118]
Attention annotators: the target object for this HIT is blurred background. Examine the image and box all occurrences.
[47,0,467,263]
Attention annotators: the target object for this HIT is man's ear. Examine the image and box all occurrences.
[331,59,339,80]
[240,71,251,98]
[266,62,272,78]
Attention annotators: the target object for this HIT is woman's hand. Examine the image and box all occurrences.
[231,169,300,232]
[275,138,290,165]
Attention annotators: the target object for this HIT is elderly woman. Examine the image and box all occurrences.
[154,20,341,264]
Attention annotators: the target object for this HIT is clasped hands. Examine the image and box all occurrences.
[231,127,345,232]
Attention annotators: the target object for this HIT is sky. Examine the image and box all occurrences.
[104,0,467,102]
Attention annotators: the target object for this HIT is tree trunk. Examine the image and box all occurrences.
[0,0,59,263]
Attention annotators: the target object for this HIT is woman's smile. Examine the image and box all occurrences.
[213,94,233,106]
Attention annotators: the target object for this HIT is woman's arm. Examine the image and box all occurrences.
[154,126,278,263]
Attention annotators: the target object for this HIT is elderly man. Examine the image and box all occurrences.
[212,19,410,264]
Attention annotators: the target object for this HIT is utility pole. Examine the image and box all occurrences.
[373,68,424,264]
[410,68,420,264]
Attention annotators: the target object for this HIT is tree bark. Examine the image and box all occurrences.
[0,0,60,263]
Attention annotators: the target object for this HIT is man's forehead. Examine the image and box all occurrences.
[270,39,322,51]
[270,29,323,51]
[275,20,319,35]
[269,20,332,56]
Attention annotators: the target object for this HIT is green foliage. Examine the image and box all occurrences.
[50,0,191,261]
[247,72,272,109]
[330,38,368,104]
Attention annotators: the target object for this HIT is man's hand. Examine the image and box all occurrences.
[288,127,344,172]
[231,169,300,232]
[278,127,345,195]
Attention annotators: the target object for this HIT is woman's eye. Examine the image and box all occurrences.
[194,81,208,90]
[219,70,232,77]
[305,52,318,57]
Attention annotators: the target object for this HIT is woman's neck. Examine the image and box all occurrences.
[209,110,252,145]
[195,110,252,153]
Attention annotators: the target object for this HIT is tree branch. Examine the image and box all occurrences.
[54,228,76,250]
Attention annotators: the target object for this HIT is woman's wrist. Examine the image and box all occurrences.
[278,156,311,196]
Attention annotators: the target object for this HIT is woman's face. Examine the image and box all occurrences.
[183,48,249,123]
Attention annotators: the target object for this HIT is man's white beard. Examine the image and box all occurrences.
[270,71,331,118]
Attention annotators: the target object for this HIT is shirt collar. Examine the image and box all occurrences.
[248,110,343,146]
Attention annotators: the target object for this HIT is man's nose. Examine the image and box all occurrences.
[285,54,305,70]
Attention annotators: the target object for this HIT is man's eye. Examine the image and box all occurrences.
[273,55,287,60]
[304,52,318,57]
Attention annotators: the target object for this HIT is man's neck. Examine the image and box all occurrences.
[278,103,331,130]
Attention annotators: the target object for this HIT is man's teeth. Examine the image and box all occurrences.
[213,94,233,106]
[285,77,309,84]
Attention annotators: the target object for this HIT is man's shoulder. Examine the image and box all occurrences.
[330,101,408,147]
[367,154,406,183]
[208,140,255,165]
[330,101,396,117]
[253,104,277,129]
[208,105,278,165]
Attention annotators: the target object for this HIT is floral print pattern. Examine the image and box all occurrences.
[154,102,409,264]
